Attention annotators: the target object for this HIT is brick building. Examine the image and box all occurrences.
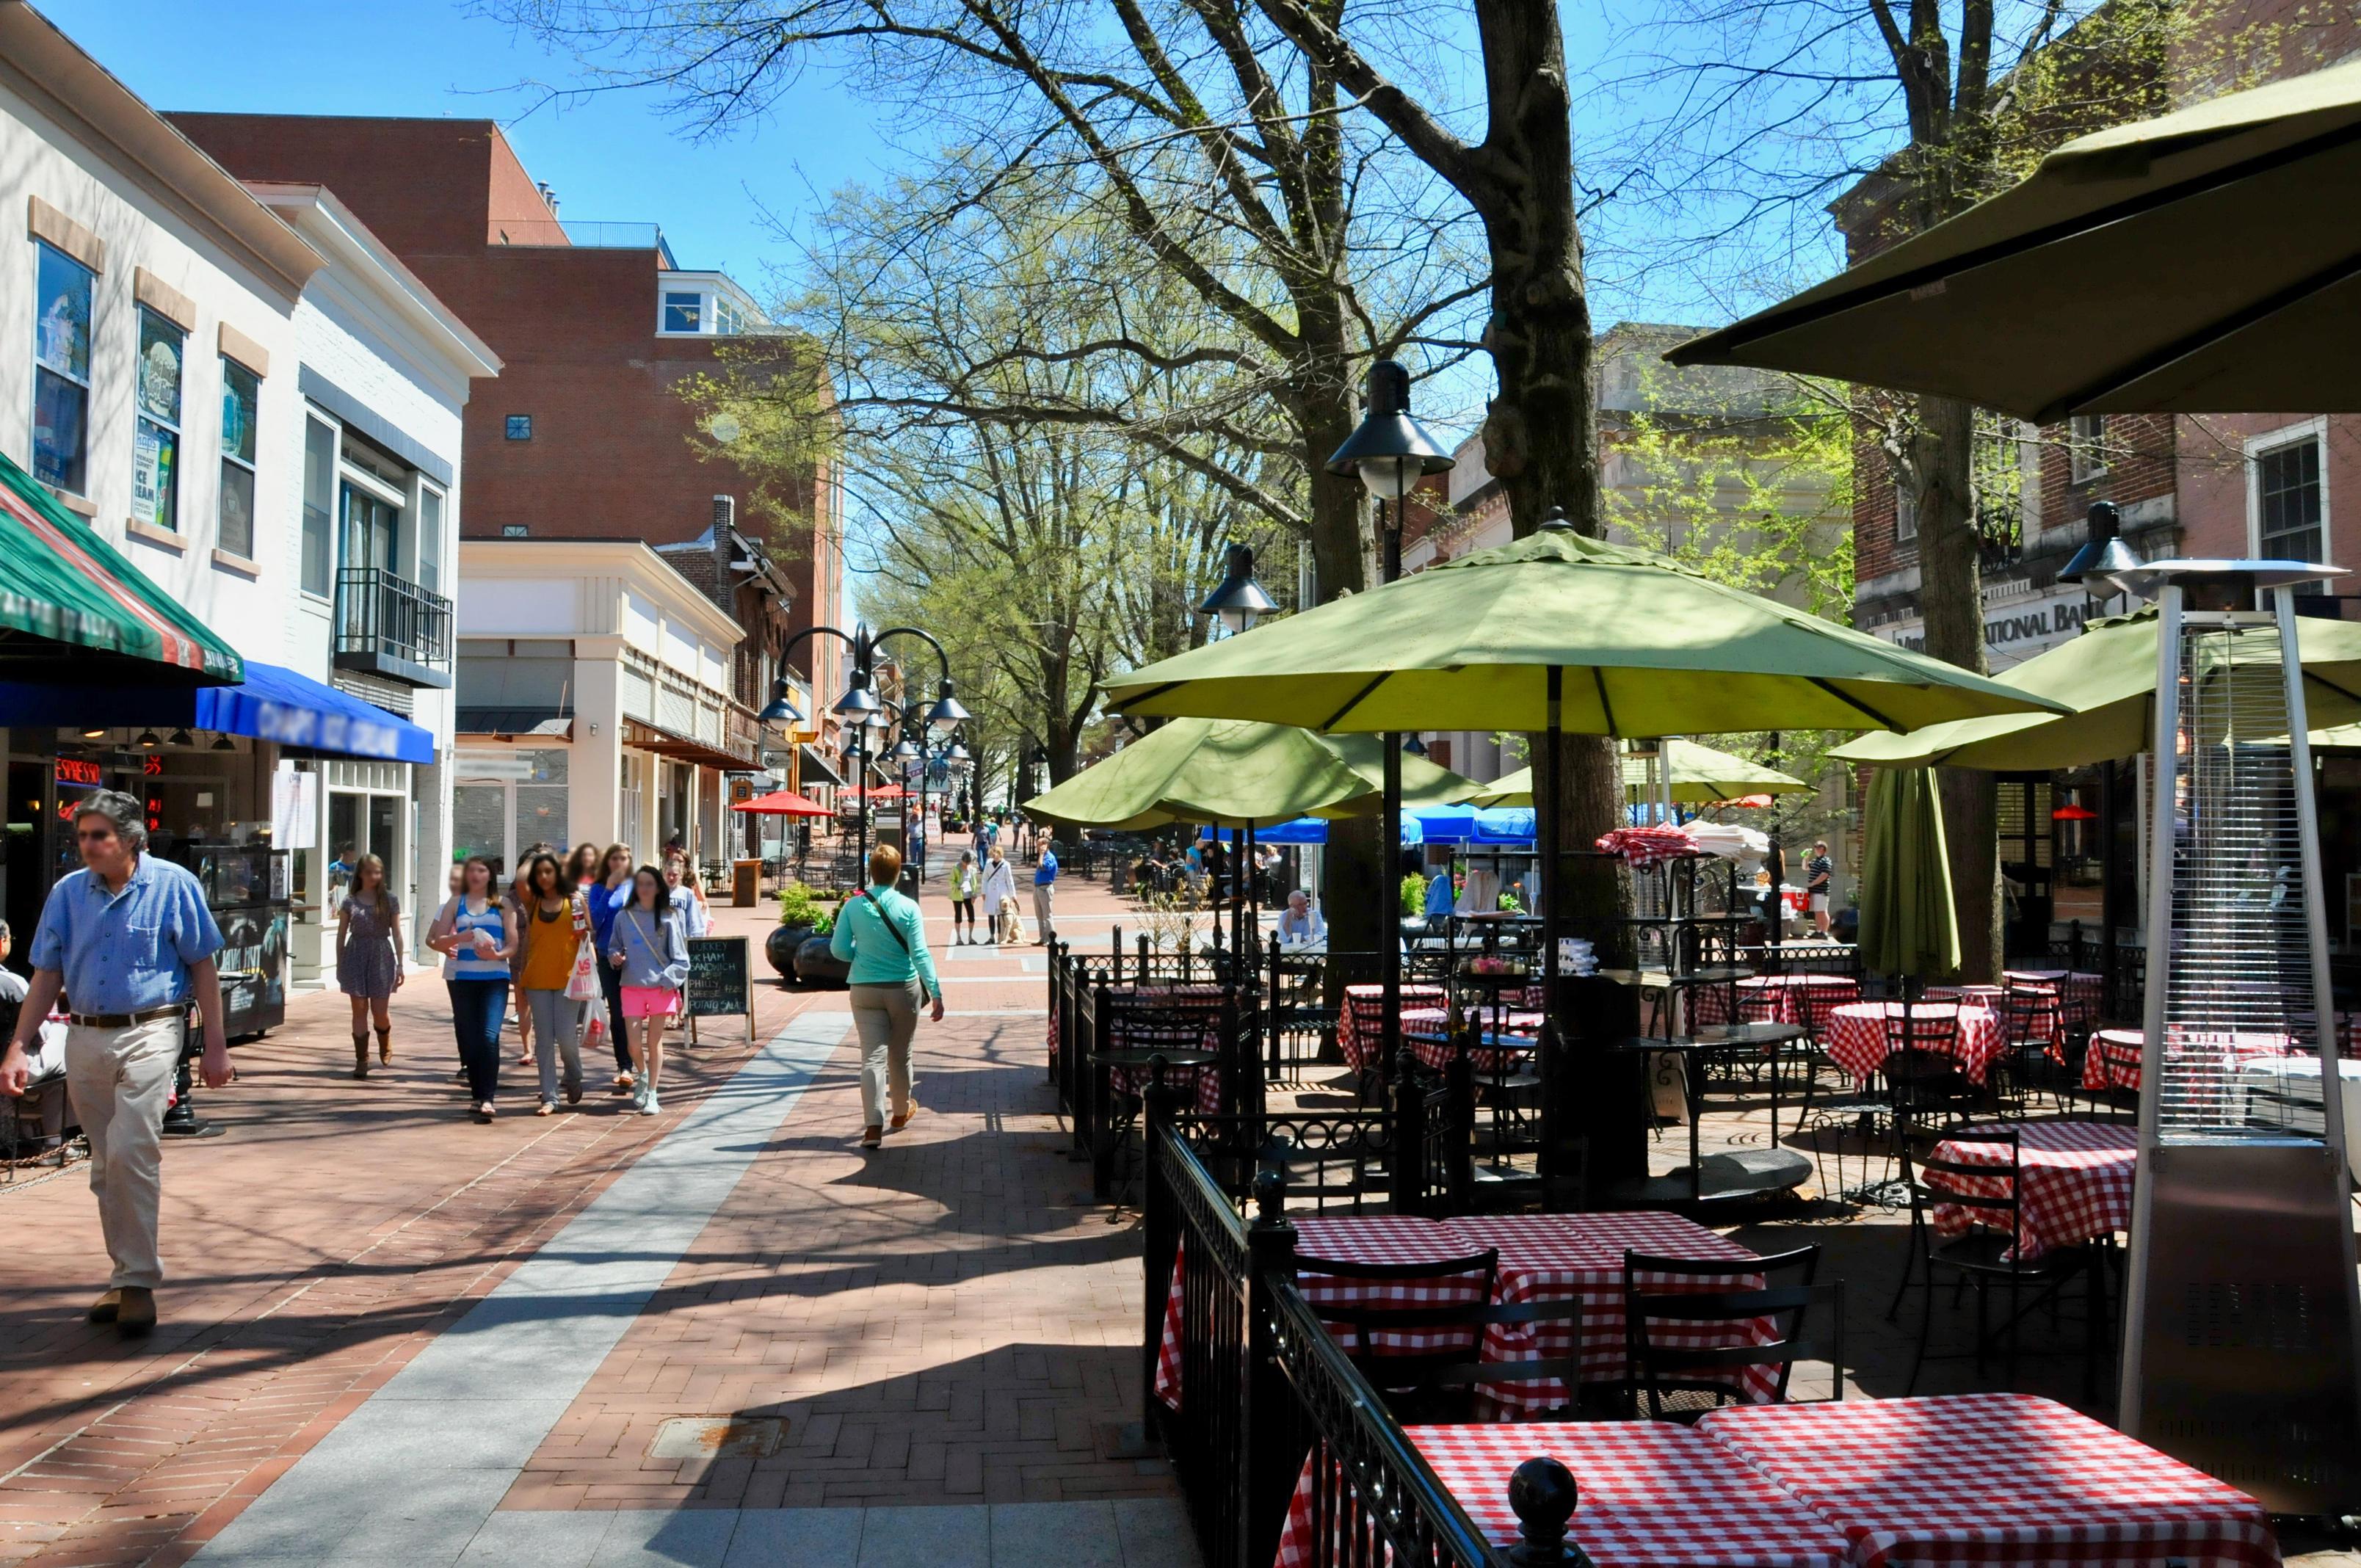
[161,115,844,830]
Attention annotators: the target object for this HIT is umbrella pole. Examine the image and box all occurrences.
[1539,666,1564,1206]
[1383,736,1403,1087]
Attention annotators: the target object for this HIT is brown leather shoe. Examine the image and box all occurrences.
[115,1288,155,1337]
[87,1288,122,1324]
[888,1108,915,1132]
[860,1125,883,1148]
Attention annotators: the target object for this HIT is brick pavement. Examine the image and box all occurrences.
[0,842,1181,1568]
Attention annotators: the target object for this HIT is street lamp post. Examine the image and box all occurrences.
[761,622,967,888]
[1322,360,1455,1089]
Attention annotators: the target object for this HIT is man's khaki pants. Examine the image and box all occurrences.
[64,1015,181,1291]
[849,980,921,1130]
[1033,882,1054,942]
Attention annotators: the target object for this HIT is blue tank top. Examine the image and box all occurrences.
[449,897,509,979]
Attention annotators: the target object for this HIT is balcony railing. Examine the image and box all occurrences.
[334,567,454,689]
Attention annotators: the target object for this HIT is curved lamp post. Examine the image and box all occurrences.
[761,623,964,884]
[1322,359,1456,1086]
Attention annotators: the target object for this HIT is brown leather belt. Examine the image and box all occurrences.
[67,1005,184,1029]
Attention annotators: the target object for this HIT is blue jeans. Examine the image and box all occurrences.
[449,978,509,1103]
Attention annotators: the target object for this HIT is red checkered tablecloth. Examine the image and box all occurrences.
[1925,1119,2136,1260]
[1046,981,1226,1069]
[1274,1422,1853,1568]
[2081,1027,2293,1093]
[1107,1059,1222,1113]
[2003,969,2104,1017]
[1337,984,1446,1071]
[1692,975,1860,1031]
[1401,1007,1543,1075]
[1443,1212,1776,1413]
[1823,1002,2003,1085]
[1153,1216,1472,1409]
[1694,1393,2278,1568]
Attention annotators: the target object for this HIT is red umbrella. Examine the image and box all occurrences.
[857,783,909,801]
[1718,793,1777,809]
[733,789,830,817]
[2051,803,2098,821]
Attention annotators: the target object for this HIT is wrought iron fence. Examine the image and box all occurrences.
[334,567,451,674]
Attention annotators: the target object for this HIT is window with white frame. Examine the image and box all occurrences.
[417,484,445,594]
[2252,426,2325,562]
[1893,473,1917,544]
[219,357,260,558]
[2068,414,2107,484]
[301,414,336,596]
[662,291,702,333]
[32,241,93,493]
[132,306,185,531]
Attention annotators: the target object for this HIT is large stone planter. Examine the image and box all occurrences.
[794,936,852,988]
[767,923,816,979]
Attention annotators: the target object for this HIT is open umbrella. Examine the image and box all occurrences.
[1829,605,2361,770]
[1857,767,1960,979]
[1667,58,2361,418]
[1104,527,2064,736]
[1470,739,1811,807]
[1021,716,1481,830]
[732,789,830,817]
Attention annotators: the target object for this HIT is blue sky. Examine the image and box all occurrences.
[44,0,893,290]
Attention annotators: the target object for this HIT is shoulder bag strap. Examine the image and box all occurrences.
[860,890,913,956]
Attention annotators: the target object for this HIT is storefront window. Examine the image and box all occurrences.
[219,357,260,557]
[418,486,444,592]
[452,783,506,872]
[32,242,93,493]
[662,291,701,332]
[301,416,335,596]
[514,748,569,857]
[132,307,184,531]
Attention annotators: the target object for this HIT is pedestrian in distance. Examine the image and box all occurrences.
[513,852,589,1115]
[663,849,711,937]
[506,859,538,1070]
[949,849,979,944]
[608,865,688,1117]
[0,790,230,1337]
[1807,840,1835,937]
[587,842,637,1094]
[336,852,404,1078]
[1031,838,1059,945]
[977,839,1020,945]
[426,863,470,1084]
[830,843,942,1149]
[429,856,515,1123]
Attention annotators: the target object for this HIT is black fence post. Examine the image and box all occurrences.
[1239,1169,1297,1568]
[1265,932,1283,1083]
[1505,1456,1590,1567]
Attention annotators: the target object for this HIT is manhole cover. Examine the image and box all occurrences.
[648,1418,786,1459]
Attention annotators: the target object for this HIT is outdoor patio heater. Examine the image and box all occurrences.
[2121,558,2361,1515]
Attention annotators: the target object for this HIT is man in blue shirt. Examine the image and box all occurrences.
[0,791,226,1337]
[1031,838,1059,945]
[1424,861,1458,929]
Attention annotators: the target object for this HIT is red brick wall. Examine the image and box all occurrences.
[170,114,516,258]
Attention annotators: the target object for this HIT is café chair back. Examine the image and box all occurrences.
[1879,1001,1984,1125]
[1894,1122,2101,1396]
[1622,1246,1840,1420]
[1299,1247,1589,1423]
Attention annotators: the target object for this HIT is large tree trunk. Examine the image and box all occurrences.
[1912,393,2000,980]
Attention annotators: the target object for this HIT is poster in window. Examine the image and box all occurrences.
[34,245,90,377]
[132,422,177,529]
[137,316,182,424]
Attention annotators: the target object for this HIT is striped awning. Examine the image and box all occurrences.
[0,448,240,683]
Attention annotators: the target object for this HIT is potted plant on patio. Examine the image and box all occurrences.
[768,882,833,979]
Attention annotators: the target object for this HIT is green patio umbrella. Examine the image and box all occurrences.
[1021,717,1481,830]
[1857,766,1960,979]
[1103,526,2066,736]
[1829,605,2361,771]
[1667,58,2361,419]
[1470,739,1811,807]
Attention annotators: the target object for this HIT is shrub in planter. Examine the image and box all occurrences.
[769,882,835,979]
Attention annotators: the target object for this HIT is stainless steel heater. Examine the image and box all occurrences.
[2122,559,2361,1515]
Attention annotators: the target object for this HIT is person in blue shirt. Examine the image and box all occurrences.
[0,791,228,1337]
[1424,862,1458,929]
[830,844,943,1147]
[1031,839,1059,945]
[587,842,638,1093]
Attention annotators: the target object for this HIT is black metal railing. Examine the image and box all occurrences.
[1144,1119,1581,1568]
[334,566,452,679]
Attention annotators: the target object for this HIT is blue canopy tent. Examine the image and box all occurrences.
[1208,817,1331,845]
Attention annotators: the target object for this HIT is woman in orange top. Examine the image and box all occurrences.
[512,852,587,1114]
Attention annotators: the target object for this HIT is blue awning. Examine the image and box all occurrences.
[0,661,433,763]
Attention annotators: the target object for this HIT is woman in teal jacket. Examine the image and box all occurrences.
[829,843,943,1147]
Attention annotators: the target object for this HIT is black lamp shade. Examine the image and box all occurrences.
[758,679,805,725]
[1325,360,1457,498]
[925,679,971,733]
[1201,542,1280,634]
[2058,500,2141,589]
[1401,733,1428,756]
[833,680,882,721]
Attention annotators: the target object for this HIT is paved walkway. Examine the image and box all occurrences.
[0,844,1188,1568]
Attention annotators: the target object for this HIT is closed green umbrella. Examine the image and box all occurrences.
[1104,526,2064,736]
[1022,716,1481,830]
[1667,59,2361,419]
[1470,739,1811,807]
[1858,766,1960,979]
[1829,606,2361,771]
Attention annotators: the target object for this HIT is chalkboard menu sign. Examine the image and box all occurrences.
[684,936,754,1042]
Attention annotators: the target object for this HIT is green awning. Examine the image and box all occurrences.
[0,449,240,683]
[1471,739,1812,806]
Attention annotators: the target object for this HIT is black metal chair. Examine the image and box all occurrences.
[1294,1248,1589,1423]
[1623,1245,1843,1419]
[1880,1001,1987,1129]
[1891,1122,2103,1395]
